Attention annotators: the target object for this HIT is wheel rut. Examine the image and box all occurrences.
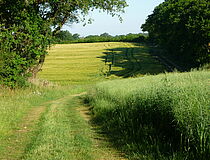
[1,92,127,160]
[76,103,128,160]
[1,105,47,160]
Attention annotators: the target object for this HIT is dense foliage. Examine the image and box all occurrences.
[87,70,210,159]
[0,2,51,87]
[0,0,127,87]
[141,0,210,68]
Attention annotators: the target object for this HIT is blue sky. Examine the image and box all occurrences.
[62,0,164,37]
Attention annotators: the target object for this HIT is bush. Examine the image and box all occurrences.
[0,12,50,88]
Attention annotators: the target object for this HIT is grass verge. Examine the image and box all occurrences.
[87,70,210,160]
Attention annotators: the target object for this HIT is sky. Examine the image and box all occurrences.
[62,0,164,37]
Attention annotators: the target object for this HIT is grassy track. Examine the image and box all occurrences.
[22,93,126,160]
[38,42,166,84]
[0,86,85,160]
[22,93,94,160]
[0,86,127,160]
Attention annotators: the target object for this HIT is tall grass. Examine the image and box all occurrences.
[87,70,210,159]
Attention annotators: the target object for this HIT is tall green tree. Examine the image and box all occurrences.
[100,32,112,37]
[0,0,127,87]
[54,30,74,41]
[72,33,80,40]
[141,0,210,68]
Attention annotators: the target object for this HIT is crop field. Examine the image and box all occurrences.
[38,42,166,84]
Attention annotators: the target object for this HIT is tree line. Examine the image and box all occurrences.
[53,31,147,43]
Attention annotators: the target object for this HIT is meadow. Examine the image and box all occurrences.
[0,42,209,160]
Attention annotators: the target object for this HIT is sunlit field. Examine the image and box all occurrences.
[38,42,166,85]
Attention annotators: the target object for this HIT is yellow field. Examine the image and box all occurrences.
[38,42,165,85]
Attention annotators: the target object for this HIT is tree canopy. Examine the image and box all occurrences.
[53,30,80,42]
[141,0,210,68]
[0,0,127,87]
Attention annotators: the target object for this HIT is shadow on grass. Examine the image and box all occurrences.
[81,95,203,160]
[78,96,128,159]
[97,43,167,78]
[81,97,175,160]
[89,111,183,160]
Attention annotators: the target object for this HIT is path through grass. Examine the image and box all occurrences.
[0,86,127,160]
[0,86,76,159]
[21,91,126,160]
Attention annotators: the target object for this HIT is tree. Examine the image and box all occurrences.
[0,0,127,87]
[55,30,73,41]
[72,33,80,40]
[141,0,210,68]
[100,33,112,37]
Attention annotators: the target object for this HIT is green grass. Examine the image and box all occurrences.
[22,92,94,160]
[0,85,84,159]
[38,42,166,85]
[87,70,210,160]
[0,85,126,160]
[3,42,167,159]
[0,86,69,138]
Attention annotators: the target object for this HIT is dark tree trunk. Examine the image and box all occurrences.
[29,54,46,79]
